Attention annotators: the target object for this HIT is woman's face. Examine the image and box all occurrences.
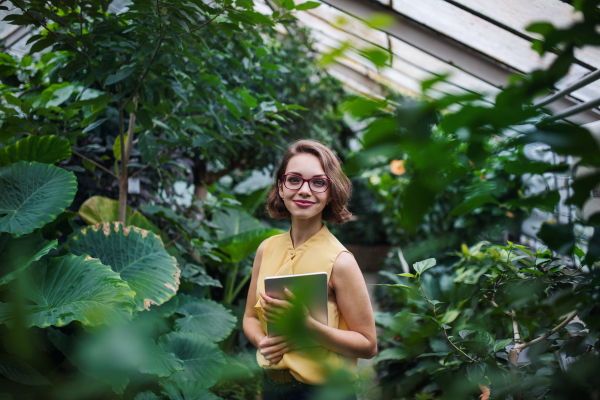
[278,153,331,222]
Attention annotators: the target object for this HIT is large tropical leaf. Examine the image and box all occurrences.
[0,231,57,286]
[160,381,220,400]
[69,222,180,311]
[174,294,237,342]
[213,208,282,262]
[78,196,165,240]
[134,391,163,400]
[0,354,51,386]
[0,161,77,237]
[0,254,135,328]
[47,329,130,394]
[0,135,71,167]
[158,332,226,390]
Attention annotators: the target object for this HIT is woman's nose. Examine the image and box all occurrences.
[298,180,311,194]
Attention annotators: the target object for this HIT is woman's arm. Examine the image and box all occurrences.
[307,252,377,359]
[242,240,294,364]
[242,240,267,348]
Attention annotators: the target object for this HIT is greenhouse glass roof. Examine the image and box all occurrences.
[258,0,600,126]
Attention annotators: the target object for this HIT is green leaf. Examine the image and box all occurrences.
[0,232,57,286]
[574,245,585,259]
[397,273,414,278]
[82,117,108,133]
[69,222,180,311]
[105,66,136,86]
[47,85,75,107]
[174,294,237,342]
[493,338,513,353]
[0,135,71,167]
[374,347,407,363]
[159,332,226,390]
[160,381,219,400]
[0,354,51,386]
[440,309,459,324]
[138,131,159,165]
[134,391,162,400]
[412,258,436,275]
[213,208,283,262]
[77,196,165,240]
[136,109,154,130]
[520,268,543,275]
[548,265,566,274]
[47,329,129,394]
[113,135,128,160]
[537,222,576,255]
[295,1,320,10]
[0,254,135,328]
[466,362,485,379]
[0,161,77,237]
[459,329,476,339]
[449,195,498,216]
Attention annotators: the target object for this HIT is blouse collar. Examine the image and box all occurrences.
[284,224,329,257]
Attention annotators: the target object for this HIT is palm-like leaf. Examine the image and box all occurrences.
[0,254,135,328]
[0,161,77,237]
[0,135,71,167]
[68,222,180,311]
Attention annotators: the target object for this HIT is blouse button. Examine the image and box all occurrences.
[289,251,294,255]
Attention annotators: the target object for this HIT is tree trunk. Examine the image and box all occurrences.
[118,98,137,223]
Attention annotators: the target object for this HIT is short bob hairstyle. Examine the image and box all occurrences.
[266,140,352,224]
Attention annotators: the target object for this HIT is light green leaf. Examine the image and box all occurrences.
[0,161,77,237]
[0,254,135,328]
[82,117,108,133]
[520,268,543,276]
[68,222,180,311]
[397,273,414,278]
[159,332,226,390]
[412,258,436,275]
[47,85,75,107]
[113,135,128,160]
[0,231,57,286]
[295,1,320,10]
[493,338,513,353]
[0,135,71,167]
[174,294,237,342]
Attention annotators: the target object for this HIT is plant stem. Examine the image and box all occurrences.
[416,279,475,362]
[72,149,118,178]
[225,262,240,304]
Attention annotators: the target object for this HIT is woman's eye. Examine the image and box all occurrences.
[288,177,301,183]
[312,179,326,186]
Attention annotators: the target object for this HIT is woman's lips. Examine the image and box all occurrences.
[293,200,315,208]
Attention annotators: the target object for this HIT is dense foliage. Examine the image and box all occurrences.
[0,0,354,398]
[335,1,600,399]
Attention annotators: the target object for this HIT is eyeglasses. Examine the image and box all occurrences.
[281,174,331,193]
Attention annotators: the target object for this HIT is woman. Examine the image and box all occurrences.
[242,140,377,399]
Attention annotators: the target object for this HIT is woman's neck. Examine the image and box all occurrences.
[289,214,324,249]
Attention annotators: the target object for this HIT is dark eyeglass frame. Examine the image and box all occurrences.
[281,174,332,193]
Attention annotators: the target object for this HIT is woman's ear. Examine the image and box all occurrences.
[278,180,284,200]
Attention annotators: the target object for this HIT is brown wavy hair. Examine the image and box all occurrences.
[266,140,352,224]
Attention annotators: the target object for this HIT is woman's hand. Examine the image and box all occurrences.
[258,334,296,364]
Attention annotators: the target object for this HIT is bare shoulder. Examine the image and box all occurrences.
[252,239,269,273]
[332,251,361,280]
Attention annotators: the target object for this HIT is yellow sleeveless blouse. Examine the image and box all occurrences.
[253,224,358,385]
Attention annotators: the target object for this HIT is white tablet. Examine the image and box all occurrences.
[264,272,328,337]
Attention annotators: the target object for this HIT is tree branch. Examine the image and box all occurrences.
[417,280,476,362]
[176,4,230,37]
[72,149,118,179]
[517,310,578,350]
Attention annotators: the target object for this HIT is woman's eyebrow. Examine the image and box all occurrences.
[287,172,327,177]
